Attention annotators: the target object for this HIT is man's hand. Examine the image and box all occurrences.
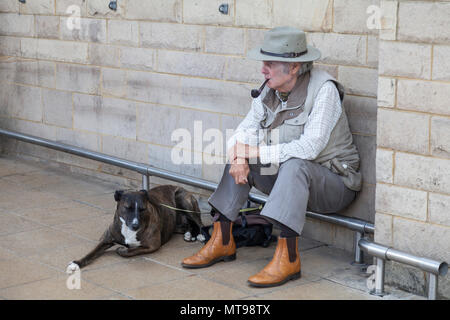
[227,142,259,163]
[229,158,250,185]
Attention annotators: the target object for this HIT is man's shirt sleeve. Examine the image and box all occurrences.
[226,97,265,151]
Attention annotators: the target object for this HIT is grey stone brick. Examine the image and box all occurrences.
[343,95,377,136]
[0,58,55,87]
[367,36,379,67]
[334,0,380,35]
[395,152,450,194]
[338,66,378,97]
[19,0,54,14]
[126,0,181,22]
[0,36,21,56]
[120,47,154,71]
[393,217,450,263]
[179,77,253,116]
[126,70,181,106]
[205,27,245,55]
[0,82,42,122]
[140,22,203,51]
[432,45,450,81]
[376,148,393,184]
[35,15,60,39]
[21,38,88,64]
[429,193,450,227]
[273,0,333,32]
[102,135,149,165]
[136,103,220,151]
[224,57,262,84]
[0,13,34,37]
[398,1,450,43]
[60,17,107,43]
[88,43,121,68]
[42,89,73,128]
[377,77,396,108]
[246,29,266,54]
[87,0,126,18]
[56,0,87,16]
[235,0,273,28]
[0,57,36,85]
[379,41,431,79]
[183,0,234,25]
[431,116,450,159]
[379,0,398,41]
[374,212,393,246]
[73,94,136,139]
[314,64,338,79]
[377,109,429,155]
[307,33,366,66]
[157,50,227,79]
[375,184,427,221]
[108,20,139,46]
[37,60,56,88]
[148,143,202,178]
[397,80,450,116]
[102,67,127,98]
[0,0,19,12]
[56,63,101,94]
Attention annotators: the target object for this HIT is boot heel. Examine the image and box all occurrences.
[223,253,236,262]
[291,271,301,280]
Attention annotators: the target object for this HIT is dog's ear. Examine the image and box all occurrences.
[139,189,149,201]
[114,190,124,202]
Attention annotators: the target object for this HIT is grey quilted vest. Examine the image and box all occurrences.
[259,68,362,191]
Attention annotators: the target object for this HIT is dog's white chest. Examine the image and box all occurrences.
[119,217,141,247]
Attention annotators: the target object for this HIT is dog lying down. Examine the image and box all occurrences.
[66,185,204,273]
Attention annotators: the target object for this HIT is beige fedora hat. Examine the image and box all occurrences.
[247,26,321,62]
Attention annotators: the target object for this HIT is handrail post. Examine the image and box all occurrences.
[428,273,438,300]
[351,231,365,266]
[142,174,149,191]
[371,257,386,297]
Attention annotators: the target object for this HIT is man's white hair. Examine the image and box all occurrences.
[299,61,313,75]
[280,61,313,75]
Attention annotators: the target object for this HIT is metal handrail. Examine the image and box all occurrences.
[0,128,374,235]
[359,239,448,299]
[1,128,447,299]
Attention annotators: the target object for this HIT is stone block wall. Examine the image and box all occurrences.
[0,1,377,251]
[2,0,447,299]
[375,0,450,298]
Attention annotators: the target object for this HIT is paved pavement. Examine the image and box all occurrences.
[0,154,425,300]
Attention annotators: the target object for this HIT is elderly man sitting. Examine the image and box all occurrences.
[181,26,362,288]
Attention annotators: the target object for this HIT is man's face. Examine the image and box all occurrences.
[261,61,299,92]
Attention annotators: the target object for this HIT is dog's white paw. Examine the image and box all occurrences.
[184,231,192,242]
[66,262,80,274]
[196,234,206,242]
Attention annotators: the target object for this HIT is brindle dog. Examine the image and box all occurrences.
[67,185,203,272]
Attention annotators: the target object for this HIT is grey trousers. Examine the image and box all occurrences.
[208,158,357,235]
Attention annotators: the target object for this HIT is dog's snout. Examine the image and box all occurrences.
[131,218,139,231]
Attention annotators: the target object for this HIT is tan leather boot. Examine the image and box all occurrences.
[181,221,236,269]
[247,237,301,287]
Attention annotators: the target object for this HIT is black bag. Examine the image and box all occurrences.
[200,205,276,248]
